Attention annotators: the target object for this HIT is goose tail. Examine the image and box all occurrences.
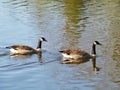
[5,46,11,49]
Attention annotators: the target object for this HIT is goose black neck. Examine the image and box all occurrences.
[92,43,96,55]
[37,40,42,49]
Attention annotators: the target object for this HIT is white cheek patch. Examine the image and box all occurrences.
[40,38,43,42]
[62,53,73,58]
[93,42,97,45]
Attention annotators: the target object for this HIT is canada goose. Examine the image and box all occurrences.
[59,41,102,64]
[6,37,47,55]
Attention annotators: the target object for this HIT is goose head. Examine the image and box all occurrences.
[36,37,47,49]
[39,37,47,42]
[93,41,102,46]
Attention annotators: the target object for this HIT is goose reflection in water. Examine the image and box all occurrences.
[92,56,100,71]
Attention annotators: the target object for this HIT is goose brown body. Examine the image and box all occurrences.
[9,45,37,55]
[10,45,35,50]
[60,49,92,59]
[59,49,92,64]
[7,37,47,55]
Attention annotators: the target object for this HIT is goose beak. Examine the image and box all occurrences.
[98,43,102,46]
[43,38,47,42]
[98,42,102,46]
[44,39,47,42]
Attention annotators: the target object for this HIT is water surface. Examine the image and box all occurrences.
[0,0,120,90]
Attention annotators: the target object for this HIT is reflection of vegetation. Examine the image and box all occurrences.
[33,0,87,48]
[106,1,120,63]
[63,0,87,48]
[103,0,120,84]
[113,44,120,62]
[64,0,84,25]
